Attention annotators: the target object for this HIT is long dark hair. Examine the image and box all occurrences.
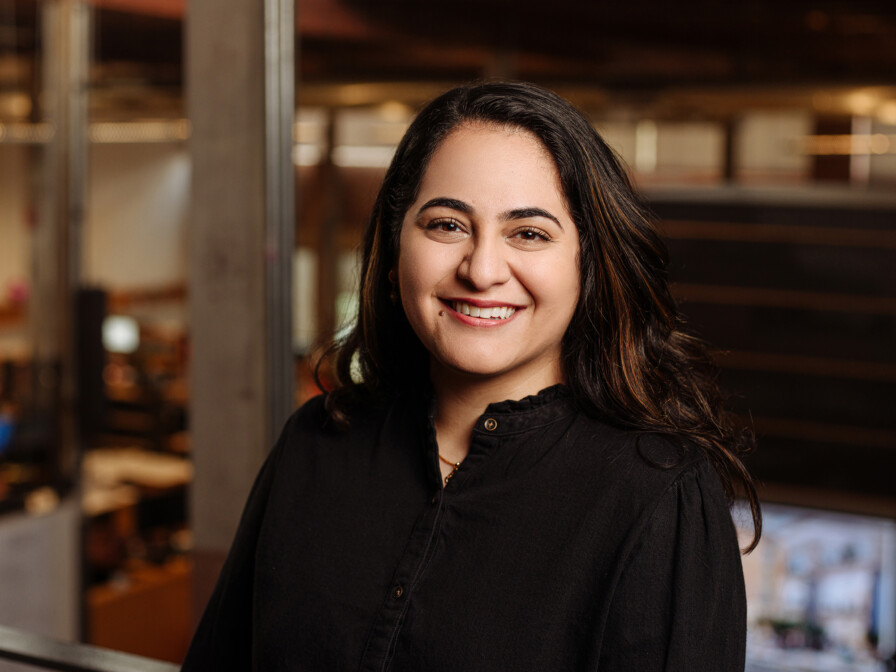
[316,81,761,551]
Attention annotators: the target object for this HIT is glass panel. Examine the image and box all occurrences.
[82,3,191,662]
[0,0,85,644]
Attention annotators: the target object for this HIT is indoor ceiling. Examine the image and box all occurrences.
[2,0,896,109]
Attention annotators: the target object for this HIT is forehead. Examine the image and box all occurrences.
[413,123,565,207]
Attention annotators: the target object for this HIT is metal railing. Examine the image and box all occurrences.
[0,626,178,672]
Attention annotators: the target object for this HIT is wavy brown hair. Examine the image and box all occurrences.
[316,81,761,551]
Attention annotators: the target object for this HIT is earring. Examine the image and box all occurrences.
[388,269,399,303]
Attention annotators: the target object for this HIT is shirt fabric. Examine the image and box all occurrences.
[182,384,747,671]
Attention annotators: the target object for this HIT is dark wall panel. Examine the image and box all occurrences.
[650,194,896,503]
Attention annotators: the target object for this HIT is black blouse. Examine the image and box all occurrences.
[182,385,746,671]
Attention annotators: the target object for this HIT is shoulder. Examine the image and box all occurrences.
[580,421,742,577]
[288,393,329,427]
[563,413,737,547]
[272,393,402,470]
[598,438,747,668]
[569,413,707,497]
[280,392,391,439]
[615,435,739,573]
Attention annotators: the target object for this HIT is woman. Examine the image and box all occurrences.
[183,82,760,671]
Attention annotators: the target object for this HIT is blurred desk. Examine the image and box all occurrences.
[82,448,192,506]
[81,448,194,663]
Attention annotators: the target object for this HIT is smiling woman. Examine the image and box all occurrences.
[396,124,580,461]
[183,82,761,672]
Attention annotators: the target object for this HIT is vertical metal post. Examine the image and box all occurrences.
[264,0,296,440]
[187,0,295,613]
[316,108,338,340]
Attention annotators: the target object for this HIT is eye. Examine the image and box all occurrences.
[427,218,463,233]
[423,217,468,241]
[512,227,552,244]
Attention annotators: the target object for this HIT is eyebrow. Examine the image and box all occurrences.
[415,198,563,230]
[502,207,563,229]
[415,197,472,217]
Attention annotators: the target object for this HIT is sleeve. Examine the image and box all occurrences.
[599,462,747,671]
[180,421,289,672]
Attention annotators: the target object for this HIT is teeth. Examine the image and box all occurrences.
[451,302,516,320]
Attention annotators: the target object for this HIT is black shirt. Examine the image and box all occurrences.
[182,385,746,671]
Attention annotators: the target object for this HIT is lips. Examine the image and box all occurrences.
[451,301,515,320]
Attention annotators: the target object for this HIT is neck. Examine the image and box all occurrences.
[429,362,563,463]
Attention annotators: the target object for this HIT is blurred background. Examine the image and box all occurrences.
[0,0,894,669]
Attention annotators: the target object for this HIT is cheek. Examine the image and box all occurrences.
[527,260,580,314]
[397,253,432,305]
[397,236,455,299]
[396,249,438,331]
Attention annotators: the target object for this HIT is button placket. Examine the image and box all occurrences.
[357,483,445,670]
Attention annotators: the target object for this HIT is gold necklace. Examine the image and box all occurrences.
[438,453,461,484]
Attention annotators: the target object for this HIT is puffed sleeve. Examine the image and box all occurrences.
[180,425,287,671]
[599,461,747,671]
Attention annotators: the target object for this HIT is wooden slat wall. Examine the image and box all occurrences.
[651,196,896,501]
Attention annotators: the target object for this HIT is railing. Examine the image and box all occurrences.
[0,626,178,672]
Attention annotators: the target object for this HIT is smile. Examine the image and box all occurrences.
[450,301,517,320]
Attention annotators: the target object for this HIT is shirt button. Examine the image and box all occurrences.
[431,494,438,504]
[392,585,404,599]
[484,417,498,431]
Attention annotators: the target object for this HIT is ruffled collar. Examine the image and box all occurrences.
[481,383,571,415]
[420,383,576,439]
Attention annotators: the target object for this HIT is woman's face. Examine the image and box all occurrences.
[397,123,580,394]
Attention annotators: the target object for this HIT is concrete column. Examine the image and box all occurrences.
[31,0,90,485]
[186,0,295,611]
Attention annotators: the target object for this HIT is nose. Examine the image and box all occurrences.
[456,235,511,290]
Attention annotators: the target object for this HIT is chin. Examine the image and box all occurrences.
[445,360,510,379]
[434,353,515,379]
